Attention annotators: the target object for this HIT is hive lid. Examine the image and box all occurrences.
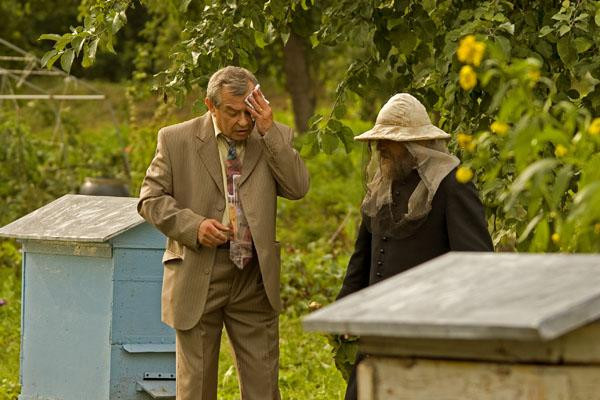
[303,252,600,341]
[0,194,144,242]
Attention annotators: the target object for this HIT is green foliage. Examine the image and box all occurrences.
[454,34,600,252]
[0,268,21,400]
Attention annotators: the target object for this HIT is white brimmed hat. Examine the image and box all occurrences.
[354,93,450,142]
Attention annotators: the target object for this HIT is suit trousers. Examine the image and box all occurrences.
[175,249,280,400]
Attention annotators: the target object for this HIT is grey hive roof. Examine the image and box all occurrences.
[0,194,143,242]
[303,252,600,341]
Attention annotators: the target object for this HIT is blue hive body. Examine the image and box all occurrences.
[0,195,175,400]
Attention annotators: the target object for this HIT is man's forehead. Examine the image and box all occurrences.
[220,86,253,109]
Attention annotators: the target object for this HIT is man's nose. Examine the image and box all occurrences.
[238,112,251,127]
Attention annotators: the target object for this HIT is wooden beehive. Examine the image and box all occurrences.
[0,194,175,400]
[303,252,600,400]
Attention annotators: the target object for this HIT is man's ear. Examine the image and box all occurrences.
[204,98,215,113]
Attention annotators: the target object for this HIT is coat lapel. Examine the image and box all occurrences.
[240,129,263,186]
[195,113,224,196]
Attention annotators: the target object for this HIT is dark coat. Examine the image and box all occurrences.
[339,168,494,400]
[338,168,494,300]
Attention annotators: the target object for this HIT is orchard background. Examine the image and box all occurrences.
[2,0,600,398]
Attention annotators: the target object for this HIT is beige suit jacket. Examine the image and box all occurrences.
[138,112,309,330]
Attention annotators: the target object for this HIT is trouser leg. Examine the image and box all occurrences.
[174,250,233,400]
[224,259,280,400]
[344,353,366,400]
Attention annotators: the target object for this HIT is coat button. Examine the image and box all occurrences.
[379,248,384,254]
[376,272,382,277]
[382,236,388,241]
[216,204,224,211]
[377,261,383,266]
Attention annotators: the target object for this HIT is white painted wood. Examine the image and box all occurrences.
[358,357,600,400]
[0,194,143,242]
[303,253,600,341]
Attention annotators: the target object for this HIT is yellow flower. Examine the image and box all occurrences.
[490,121,509,135]
[554,144,568,158]
[457,36,476,63]
[471,42,486,67]
[456,166,473,183]
[457,35,486,67]
[456,133,473,149]
[551,233,560,244]
[588,118,600,136]
[459,65,477,91]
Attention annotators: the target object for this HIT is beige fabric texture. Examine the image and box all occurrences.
[354,93,450,142]
[175,250,280,400]
[361,140,459,227]
[138,112,309,330]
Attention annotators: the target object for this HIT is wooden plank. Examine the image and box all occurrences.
[359,321,600,364]
[358,356,600,400]
[303,253,600,341]
[0,194,143,242]
[23,240,112,258]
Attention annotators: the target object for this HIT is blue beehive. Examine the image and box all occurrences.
[0,194,176,400]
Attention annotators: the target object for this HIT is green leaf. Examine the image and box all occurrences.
[38,33,62,42]
[517,213,544,243]
[254,30,266,49]
[179,0,192,11]
[40,49,58,68]
[549,165,573,210]
[498,22,515,35]
[112,11,127,34]
[60,49,74,74]
[309,34,319,48]
[506,159,559,210]
[280,31,290,45]
[538,26,553,37]
[573,37,592,53]
[557,36,577,67]
[71,36,85,57]
[333,104,346,119]
[494,35,511,60]
[529,217,549,252]
[320,131,338,154]
[82,38,99,68]
[387,18,404,30]
[558,24,571,36]
[46,51,63,69]
[596,8,600,26]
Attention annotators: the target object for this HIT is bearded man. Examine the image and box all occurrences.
[337,93,494,400]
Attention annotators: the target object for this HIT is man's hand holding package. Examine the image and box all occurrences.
[197,219,230,247]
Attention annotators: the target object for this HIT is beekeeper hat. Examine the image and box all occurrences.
[354,93,450,142]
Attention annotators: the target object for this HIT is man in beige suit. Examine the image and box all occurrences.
[138,66,309,399]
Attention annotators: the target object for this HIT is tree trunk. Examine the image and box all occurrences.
[283,31,316,133]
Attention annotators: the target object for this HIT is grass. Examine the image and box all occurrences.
[0,268,21,400]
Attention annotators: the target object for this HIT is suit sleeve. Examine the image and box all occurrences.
[137,129,205,250]
[261,123,309,200]
[337,218,372,299]
[445,176,494,251]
